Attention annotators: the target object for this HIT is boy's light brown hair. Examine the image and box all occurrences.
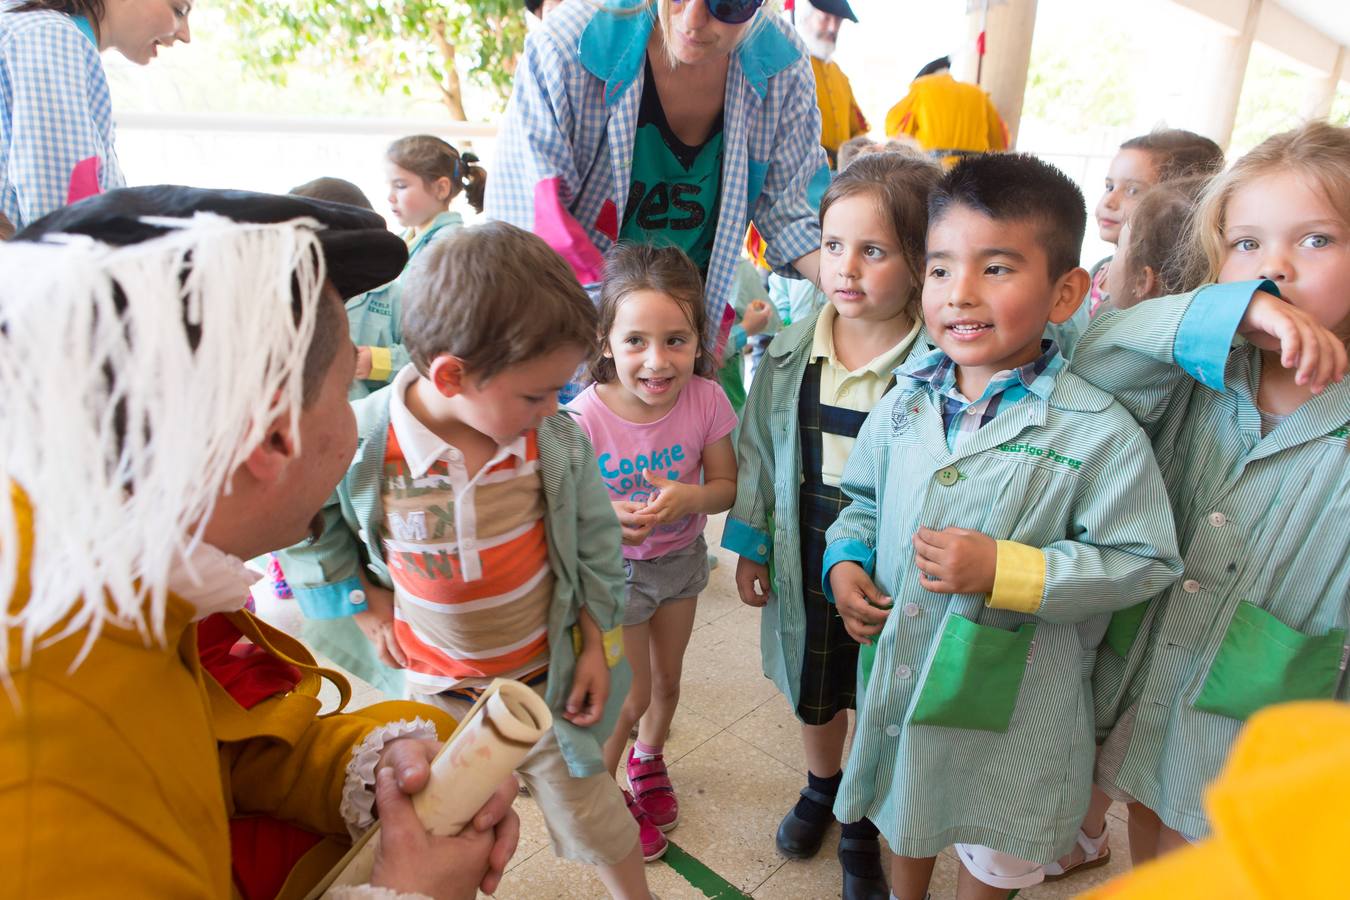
[402,221,598,381]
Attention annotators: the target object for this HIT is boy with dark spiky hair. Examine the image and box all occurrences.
[823,153,1182,898]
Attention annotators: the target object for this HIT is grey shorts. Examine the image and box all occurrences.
[623,534,709,626]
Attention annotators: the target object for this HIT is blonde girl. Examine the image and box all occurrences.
[1072,120,1350,867]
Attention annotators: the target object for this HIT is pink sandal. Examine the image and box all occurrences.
[627,746,679,832]
[623,789,668,862]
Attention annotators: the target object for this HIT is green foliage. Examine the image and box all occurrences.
[1230,48,1309,157]
[1022,10,1136,132]
[223,0,528,119]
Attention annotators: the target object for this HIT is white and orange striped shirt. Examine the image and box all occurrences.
[383,371,554,694]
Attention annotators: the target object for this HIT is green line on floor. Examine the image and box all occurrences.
[661,840,752,899]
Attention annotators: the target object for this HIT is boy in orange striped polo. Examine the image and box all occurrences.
[278,222,654,898]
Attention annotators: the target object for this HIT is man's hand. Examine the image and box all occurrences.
[612,500,656,546]
[1239,291,1347,393]
[735,556,771,607]
[564,644,609,726]
[354,580,406,669]
[371,767,500,899]
[828,561,891,645]
[912,526,997,595]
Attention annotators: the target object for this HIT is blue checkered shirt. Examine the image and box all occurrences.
[900,340,1064,451]
[0,7,124,231]
[484,1,830,349]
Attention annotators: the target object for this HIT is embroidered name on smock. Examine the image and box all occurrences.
[995,441,1083,471]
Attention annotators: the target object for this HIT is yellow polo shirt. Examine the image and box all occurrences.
[811,304,921,487]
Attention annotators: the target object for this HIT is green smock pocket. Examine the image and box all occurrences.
[1104,601,1150,658]
[1192,601,1348,722]
[910,614,1037,733]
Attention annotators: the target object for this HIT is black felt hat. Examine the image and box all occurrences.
[804,0,856,22]
[15,185,408,299]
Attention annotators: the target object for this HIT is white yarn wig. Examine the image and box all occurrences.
[0,213,328,673]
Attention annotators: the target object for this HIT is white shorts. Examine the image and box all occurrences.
[954,843,1045,889]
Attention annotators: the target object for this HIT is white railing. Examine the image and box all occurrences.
[114,113,501,228]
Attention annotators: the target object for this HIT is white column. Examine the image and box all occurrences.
[964,0,1038,148]
[1303,46,1346,121]
[1192,0,1261,150]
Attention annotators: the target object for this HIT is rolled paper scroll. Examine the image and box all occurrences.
[308,678,553,898]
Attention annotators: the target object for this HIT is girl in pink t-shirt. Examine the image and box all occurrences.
[567,243,738,862]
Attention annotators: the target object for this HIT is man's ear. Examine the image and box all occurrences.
[242,414,299,484]
[429,354,468,399]
[1048,266,1091,325]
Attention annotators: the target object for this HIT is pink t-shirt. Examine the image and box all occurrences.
[568,376,737,560]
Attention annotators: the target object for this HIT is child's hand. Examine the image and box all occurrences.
[354,580,408,669]
[644,473,701,524]
[1240,291,1348,393]
[564,644,609,727]
[735,556,772,607]
[612,500,656,546]
[741,299,772,336]
[355,345,374,380]
[829,561,891,645]
[913,526,997,595]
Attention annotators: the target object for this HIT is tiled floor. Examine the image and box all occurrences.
[259,513,1130,899]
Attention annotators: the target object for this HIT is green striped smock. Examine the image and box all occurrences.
[823,363,1181,864]
[1072,281,1350,840]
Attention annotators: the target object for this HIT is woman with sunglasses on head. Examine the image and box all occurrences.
[0,0,192,234]
[486,0,829,384]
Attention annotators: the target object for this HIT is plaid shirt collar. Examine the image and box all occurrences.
[901,339,1064,406]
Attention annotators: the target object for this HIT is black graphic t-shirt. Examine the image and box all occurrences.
[619,58,724,273]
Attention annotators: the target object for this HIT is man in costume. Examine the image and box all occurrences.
[793,0,869,168]
[0,186,519,900]
[884,56,1009,166]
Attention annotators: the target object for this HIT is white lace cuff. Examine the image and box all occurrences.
[324,886,433,900]
[340,717,439,838]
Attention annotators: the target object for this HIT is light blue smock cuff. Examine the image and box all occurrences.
[722,517,770,564]
[1175,279,1277,389]
[293,576,367,619]
[822,539,875,604]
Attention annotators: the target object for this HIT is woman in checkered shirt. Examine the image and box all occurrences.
[0,0,190,233]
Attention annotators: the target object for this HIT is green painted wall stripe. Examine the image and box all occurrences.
[660,840,752,899]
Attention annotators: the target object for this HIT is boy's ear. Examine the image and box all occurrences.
[429,354,468,398]
[1048,266,1091,325]
[242,414,299,484]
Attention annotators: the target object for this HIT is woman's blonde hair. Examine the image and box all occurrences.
[1190,120,1350,282]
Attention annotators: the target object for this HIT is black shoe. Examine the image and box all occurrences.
[774,787,835,858]
[838,836,889,900]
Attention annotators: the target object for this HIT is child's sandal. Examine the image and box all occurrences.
[1042,826,1111,880]
[627,748,679,832]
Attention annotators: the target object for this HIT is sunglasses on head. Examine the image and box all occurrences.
[694,0,764,26]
